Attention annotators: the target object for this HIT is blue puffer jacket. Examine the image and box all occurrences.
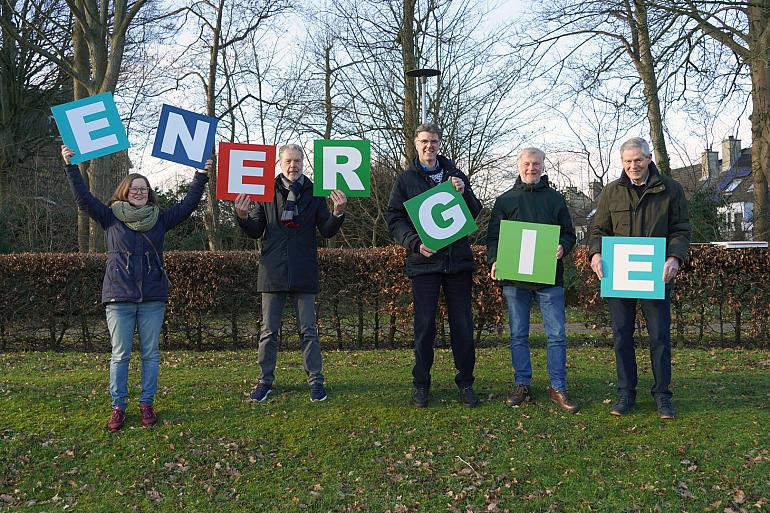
[66,164,209,304]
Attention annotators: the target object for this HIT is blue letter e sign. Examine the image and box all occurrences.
[51,93,130,165]
[601,236,666,299]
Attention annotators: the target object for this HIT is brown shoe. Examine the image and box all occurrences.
[106,407,126,432]
[548,387,579,414]
[506,384,533,406]
[140,403,157,427]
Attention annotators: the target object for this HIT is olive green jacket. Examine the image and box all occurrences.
[587,163,690,264]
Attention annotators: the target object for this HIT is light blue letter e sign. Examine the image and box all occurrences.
[51,93,130,165]
[601,236,666,299]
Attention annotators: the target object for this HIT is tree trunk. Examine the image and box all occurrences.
[72,21,91,252]
[633,0,671,175]
[324,45,333,140]
[748,4,770,242]
[202,0,226,251]
[401,0,418,163]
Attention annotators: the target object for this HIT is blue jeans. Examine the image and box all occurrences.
[503,285,568,391]
[606,289,672,400]
[258,292,323,386]
[411,272,475,389]
[105,301,166,410]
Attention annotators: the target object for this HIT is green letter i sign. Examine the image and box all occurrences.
[495,221,560,284]
[313,139,371,197]
[403,180,478,251]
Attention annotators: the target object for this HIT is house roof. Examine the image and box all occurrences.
[670,147,754,204]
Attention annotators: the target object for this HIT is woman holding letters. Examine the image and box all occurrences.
[61,145,210,432]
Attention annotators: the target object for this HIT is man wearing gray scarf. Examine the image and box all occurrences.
[235,143,347,403]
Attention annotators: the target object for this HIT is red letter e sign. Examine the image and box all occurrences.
[216,142,277,202]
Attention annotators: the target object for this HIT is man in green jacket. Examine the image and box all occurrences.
[487,147,579,413]
[588,137,690,419]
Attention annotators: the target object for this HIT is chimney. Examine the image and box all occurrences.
[721,136,741,172]
[700,148,719,181]
[589,180,602,201]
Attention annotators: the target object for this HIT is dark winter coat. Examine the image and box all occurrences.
[66,164,208,304]
[387,156,482,278]
[588,162,691,264]
[237,174,344,294]
[486,175,577,289]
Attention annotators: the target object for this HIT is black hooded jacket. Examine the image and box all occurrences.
[387,156,482,278]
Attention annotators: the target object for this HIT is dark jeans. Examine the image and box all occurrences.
[410,271,475,389]
[606,289,672,400]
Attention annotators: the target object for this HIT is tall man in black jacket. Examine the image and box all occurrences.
[387,123,483,408]
[235,144,347,403]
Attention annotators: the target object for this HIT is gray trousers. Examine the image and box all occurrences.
[258,292,324,386]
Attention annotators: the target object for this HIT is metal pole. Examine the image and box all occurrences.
[406,68,440,124]
[420,76,427,123]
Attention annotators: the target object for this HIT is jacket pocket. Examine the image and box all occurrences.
[610,207,631,236]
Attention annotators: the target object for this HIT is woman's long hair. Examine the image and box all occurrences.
[108,173,159,207]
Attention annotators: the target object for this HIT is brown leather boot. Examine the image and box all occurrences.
[106,407,126,432]
[140,403,157,427]
[548,387,580,414]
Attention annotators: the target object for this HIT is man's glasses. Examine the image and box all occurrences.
[416,139,440,146]
[129,187,149,194]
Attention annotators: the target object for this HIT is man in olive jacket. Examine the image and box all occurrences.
[588,137,690,419]
[487,147,579,413]
[234,144,347,403]
[387,122,482,408]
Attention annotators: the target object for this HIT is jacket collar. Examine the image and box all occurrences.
[513,174,551,191]
[618,161,662,189]
[407,155,458,178]
[275,173,312,193]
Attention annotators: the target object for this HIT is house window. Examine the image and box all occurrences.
[725,179,742,193]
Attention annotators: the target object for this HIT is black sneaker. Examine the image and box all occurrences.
[610,396,635,416]
[656,396,675,419]
[249,383,272,402]
[459,386,479,408]
[412,386,429,408]
[506,384,533,407]
[310,383,328,402]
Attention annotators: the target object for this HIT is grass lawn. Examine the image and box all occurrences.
[1,345,768,512]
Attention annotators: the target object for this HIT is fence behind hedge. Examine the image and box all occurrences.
[0,245,767,351]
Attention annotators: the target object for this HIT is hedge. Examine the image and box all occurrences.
[0,246,767,351]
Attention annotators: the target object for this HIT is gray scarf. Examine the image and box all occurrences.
[111,202,159,232]
[280,175,304,228]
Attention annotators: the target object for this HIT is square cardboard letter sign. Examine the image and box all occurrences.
[495,221,560,284]
[51,93,130,164]
[216,142,277,202]
[601,236,666,299]
[313,140,371,197]
[151,104,218,169]
[403,180,478,252]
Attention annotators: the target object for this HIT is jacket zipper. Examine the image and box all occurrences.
[125,251,132,271]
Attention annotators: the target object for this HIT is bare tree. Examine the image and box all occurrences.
[0,0,150,251]
[655,0,770,240]
[522,0,710,176]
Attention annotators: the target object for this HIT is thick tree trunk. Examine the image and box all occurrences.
[748,4,770,242]
[401,0,418,163]
[201,0,225,252]
[72,21,90,252]
[633,0,671,175]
